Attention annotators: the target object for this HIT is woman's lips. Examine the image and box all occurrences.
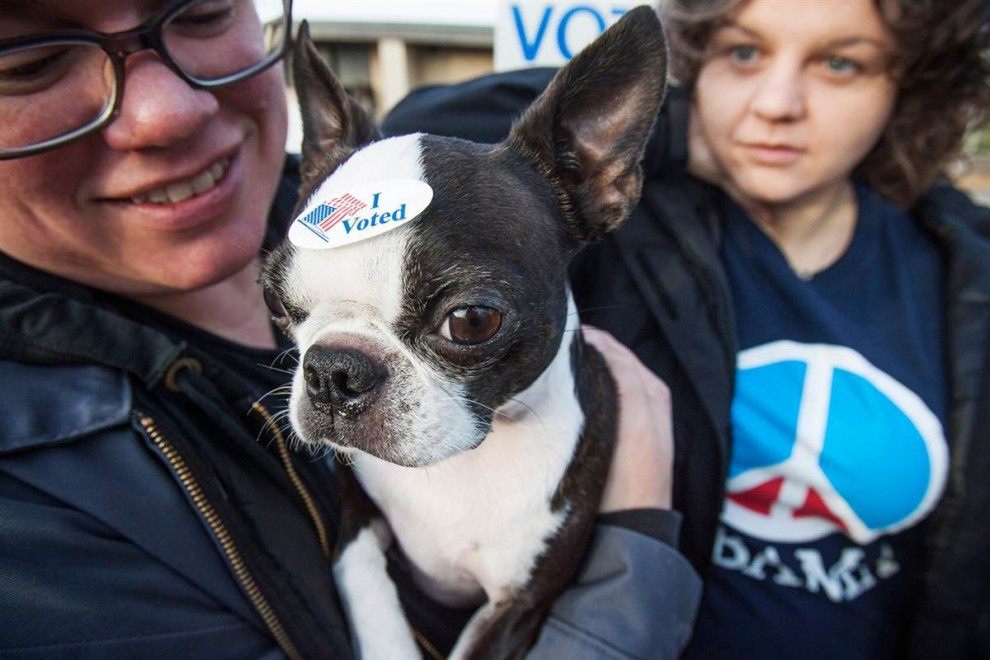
[106,150,242,232]
[742,143,805,165]
[130,156,231,205]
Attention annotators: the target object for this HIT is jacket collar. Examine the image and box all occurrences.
[914,185,990,543]
[0,253,185,390]
[610,172,736,474]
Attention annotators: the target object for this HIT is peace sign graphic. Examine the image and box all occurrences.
[723,341,948,545]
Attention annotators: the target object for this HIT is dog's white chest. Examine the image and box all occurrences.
[354,331,584,604]
[364,433,570,601]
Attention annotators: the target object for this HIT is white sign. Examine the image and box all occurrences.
[494,1,644,71]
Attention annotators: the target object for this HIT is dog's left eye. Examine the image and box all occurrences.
[440,306,502,345]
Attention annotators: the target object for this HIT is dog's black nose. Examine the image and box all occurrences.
[302,345,385,417]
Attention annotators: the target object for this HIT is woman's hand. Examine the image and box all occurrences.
[583,326,674,512]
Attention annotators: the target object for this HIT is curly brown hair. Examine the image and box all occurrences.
[660,0,990,207]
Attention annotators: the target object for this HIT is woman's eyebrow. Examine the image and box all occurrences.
[717,21,762,39]
[718,20,893,53]
[821,36,893,51]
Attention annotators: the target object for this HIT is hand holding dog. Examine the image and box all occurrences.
[584,326,674,512]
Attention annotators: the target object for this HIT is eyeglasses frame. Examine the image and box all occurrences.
[0,0,293,159]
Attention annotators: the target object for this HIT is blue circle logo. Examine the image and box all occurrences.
[723,341,947,544]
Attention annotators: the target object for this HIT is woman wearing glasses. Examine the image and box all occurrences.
[0,1,698,658]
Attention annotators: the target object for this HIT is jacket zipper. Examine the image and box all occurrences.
[253,401,446,659]
[251,401,331,559]
[136,413,304,660]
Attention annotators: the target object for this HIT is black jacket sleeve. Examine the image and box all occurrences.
[382,68,693,180]
[381,67,557,143]
[529,524,701,660]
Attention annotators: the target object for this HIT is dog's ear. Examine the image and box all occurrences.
[507,6,667,244]
[292,21,381,189]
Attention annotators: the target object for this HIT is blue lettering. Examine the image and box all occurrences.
[338,203,408,235]
[512,4,553,62]
[371,192,382,209]
[557,6,606,60]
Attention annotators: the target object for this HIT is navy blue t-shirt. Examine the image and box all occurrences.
[690,184,949,659]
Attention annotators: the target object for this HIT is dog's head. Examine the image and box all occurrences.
[262,9,666,467]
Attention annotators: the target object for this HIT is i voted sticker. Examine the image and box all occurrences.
[288,179,433,250]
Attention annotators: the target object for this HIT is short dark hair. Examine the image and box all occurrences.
[660,0,990,207]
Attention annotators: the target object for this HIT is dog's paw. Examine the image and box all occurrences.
[335,525,419,659]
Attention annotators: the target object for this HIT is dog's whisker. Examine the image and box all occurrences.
[248,386,297,450]
[270,410,294,429]
[574,303,640,315]
[265,357,297,370]
[254,385,294,407]
[276,347,301,364]
[503,396,541,421]
[427,390,526,424]
[330,445,357,467]
[261,365,296,376]
[252,407,295,446]
[273,383,294,395]
[258,347,301,372]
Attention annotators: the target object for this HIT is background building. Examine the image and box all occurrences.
[287,1,640,148]
[293,0,499,119]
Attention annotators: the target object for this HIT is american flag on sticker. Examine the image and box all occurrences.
[300,193,367,233]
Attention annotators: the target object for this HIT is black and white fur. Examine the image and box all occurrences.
[262,9,667,658]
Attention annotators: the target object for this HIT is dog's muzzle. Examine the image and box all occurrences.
[302,345,385,419]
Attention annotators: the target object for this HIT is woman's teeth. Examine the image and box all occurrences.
[132,157,230,205]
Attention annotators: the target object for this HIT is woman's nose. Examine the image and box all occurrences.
[101,52,219,150]
[750,61,806,122]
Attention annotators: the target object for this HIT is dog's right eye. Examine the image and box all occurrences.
[440,306,502,345]
[263,286,291,330]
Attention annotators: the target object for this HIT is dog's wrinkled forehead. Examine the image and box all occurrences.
[309,132,425,191]
[283,133,425,335]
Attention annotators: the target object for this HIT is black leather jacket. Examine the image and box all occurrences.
[0,163,352,659]
[383,69,990,658]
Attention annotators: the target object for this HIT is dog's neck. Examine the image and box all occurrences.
[350,295,584,604]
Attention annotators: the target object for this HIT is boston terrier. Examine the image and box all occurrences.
[261,7,667,658]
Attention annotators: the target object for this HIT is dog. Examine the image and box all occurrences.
[261,8,667,658]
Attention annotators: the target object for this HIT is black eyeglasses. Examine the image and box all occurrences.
[0,0,292,160]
